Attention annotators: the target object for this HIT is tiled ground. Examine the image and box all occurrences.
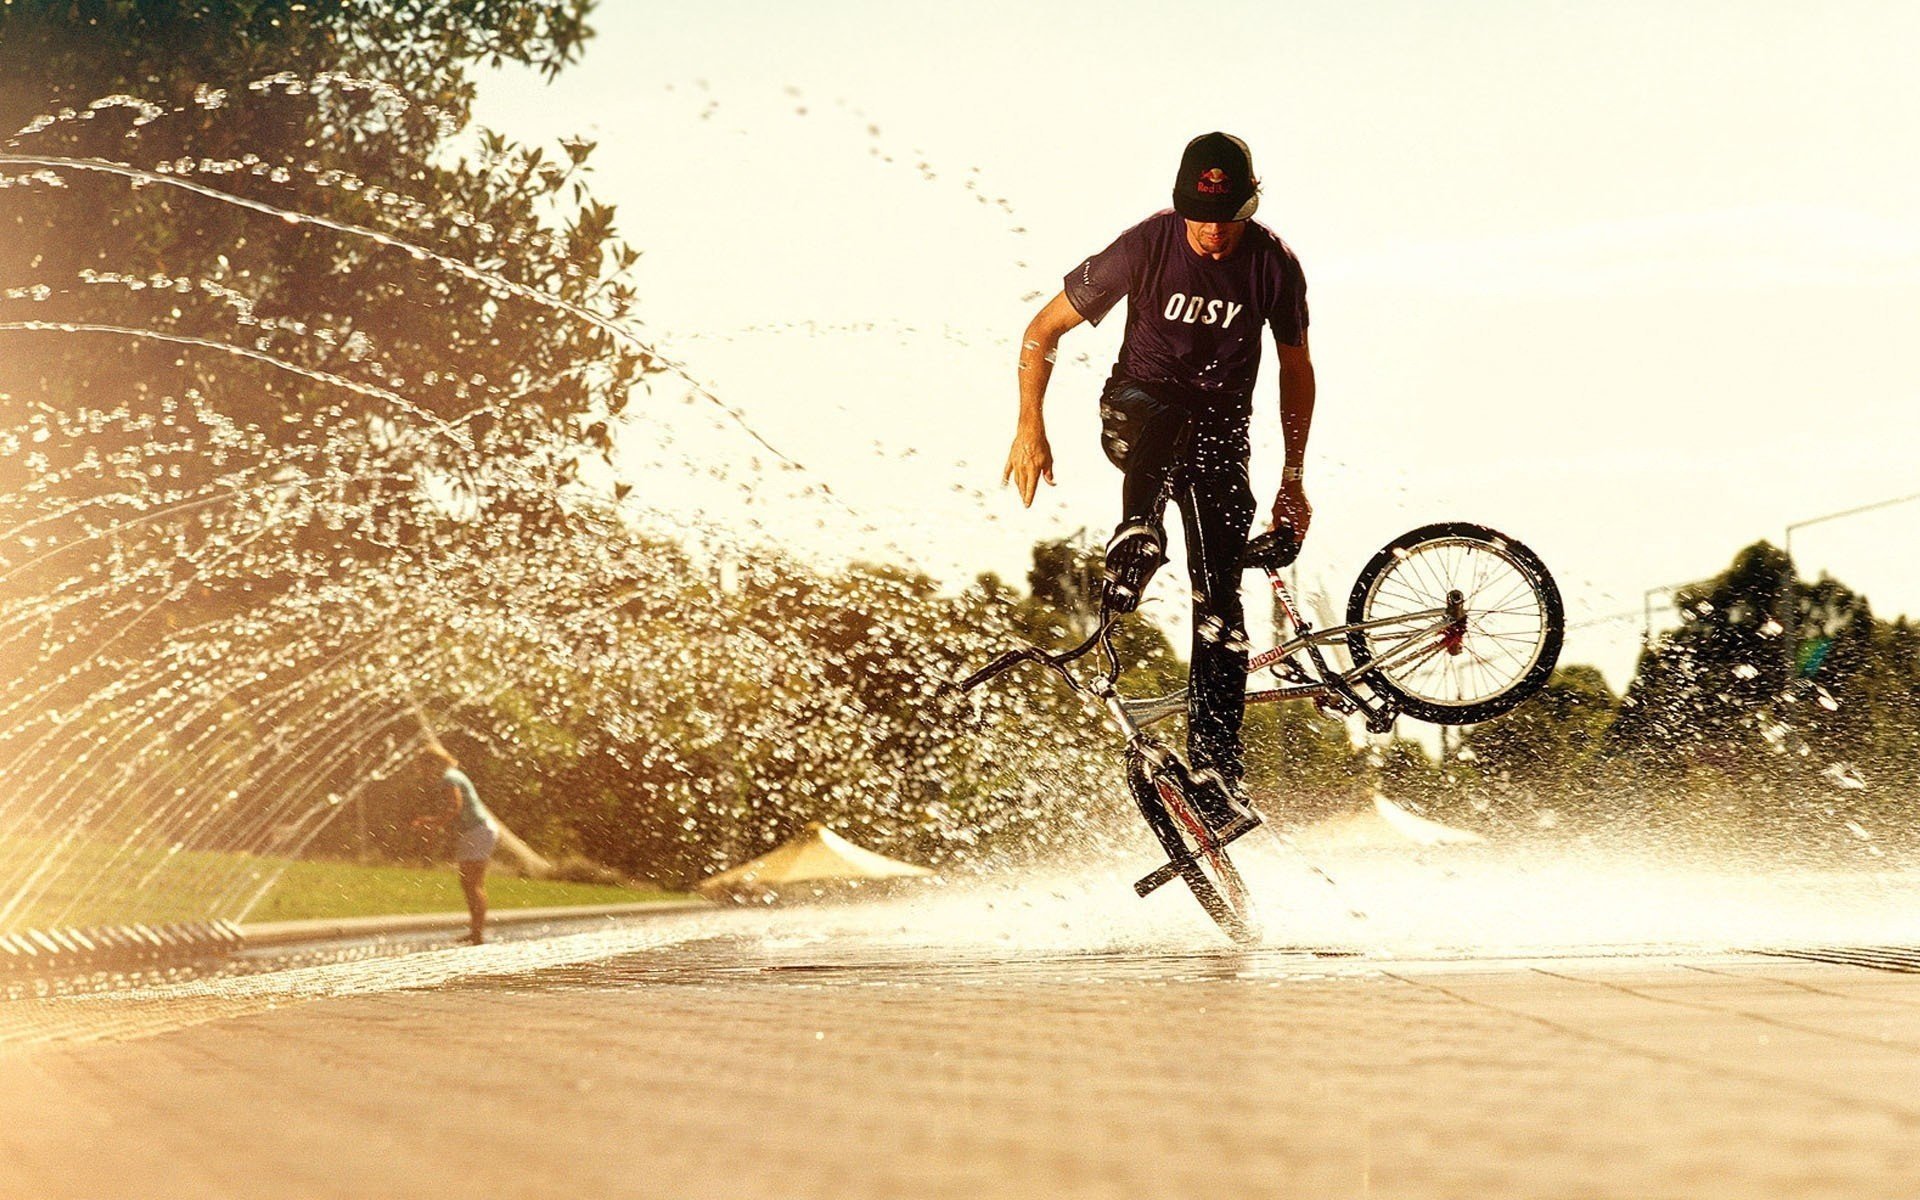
[2,907,1918,1199]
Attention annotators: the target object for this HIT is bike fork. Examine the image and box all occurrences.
[1100,689,1165,766]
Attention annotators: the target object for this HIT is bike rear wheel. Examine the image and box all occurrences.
[1345,522,1564,725]
[1126,749,1259,945]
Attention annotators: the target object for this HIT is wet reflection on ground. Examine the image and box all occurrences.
[454,936,1373,994]
[7,852,1920,1053]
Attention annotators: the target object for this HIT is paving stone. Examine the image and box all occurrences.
[1,908,1919,1197]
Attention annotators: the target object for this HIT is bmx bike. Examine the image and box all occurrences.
[959,521,1564,944]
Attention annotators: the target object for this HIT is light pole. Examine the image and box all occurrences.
[1784,489,1920,568]
[1642,580,1709,645]
[1642,585,1672,645]
[1782,489,1920,673]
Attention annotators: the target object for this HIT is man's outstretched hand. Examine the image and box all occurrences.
[1002,423,1055,507]
[1272,479,1312,543]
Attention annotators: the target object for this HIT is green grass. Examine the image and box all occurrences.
[0,835,684,932]
[241,857,685,924]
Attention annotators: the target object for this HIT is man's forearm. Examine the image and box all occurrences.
[1279,362,1316,475]
[1003,292,1080,505]
[1016,329,1060,429]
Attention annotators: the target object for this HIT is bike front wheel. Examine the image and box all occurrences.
[1126,749,1260,945]
[1345,522,1564,725]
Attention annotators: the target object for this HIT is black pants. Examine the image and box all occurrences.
[1099,379,1255,781]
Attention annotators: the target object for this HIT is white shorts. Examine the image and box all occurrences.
[455,822,498,863]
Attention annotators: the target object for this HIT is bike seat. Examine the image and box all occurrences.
[1242,526,1300,571]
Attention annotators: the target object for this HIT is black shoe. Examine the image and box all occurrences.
[1103,522,1166,614]
[1188,767,1257,834]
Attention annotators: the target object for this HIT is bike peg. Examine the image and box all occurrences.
[1242,526,1300,571]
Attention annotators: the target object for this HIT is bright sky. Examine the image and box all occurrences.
[472,0,1920,687]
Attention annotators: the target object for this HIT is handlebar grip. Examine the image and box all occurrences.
[958,648,1032,692]
[1243,526,1301,571]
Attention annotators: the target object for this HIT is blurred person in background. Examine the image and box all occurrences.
[418,742,498,945]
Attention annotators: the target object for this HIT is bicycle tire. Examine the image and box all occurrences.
[1345,522,1564,725]
[1125,748,1260,945]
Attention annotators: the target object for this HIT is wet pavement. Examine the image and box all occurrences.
[4,862,1920,1198]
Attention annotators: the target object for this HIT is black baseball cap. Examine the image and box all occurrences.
[1172,132,1259,223]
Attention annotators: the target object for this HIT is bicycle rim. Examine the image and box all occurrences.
[1152,774,1260,945]
[1349,526,1561,720]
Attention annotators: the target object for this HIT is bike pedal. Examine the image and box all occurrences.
[1216,813,1262,845]
[1132,816,1259,899]
[1134,861,1180,897]
[1101,580,1142,615]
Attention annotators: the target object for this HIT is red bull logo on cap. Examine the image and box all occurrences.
[1197,167,1232,196]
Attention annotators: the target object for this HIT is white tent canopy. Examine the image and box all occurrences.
[1289,795,1486,853]
[697,822,934,897]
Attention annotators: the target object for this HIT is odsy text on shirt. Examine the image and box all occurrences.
[1157,293,1245,328]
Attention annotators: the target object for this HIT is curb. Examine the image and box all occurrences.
[0,901,709,984]
[0,920,245,978]
[238,898,710,948]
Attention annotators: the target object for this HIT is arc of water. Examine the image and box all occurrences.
[186,691,409,911]
[0,468,411,590]
[0,637,304,929]
[0,567,256,763]
[175,618,476,860]
[0,154,839,505]
[0,519,280,788]
[0,461,457,750]
[0,452,300,551]
[91,570,633,918]
[0,321,468,448]
[6,605,433,929]
[23,267,396,385]
[201,705,423,916]
[8,71,456,171]
[205,680,530,915]
[0,569,253,773]
[0,410,1052,925]
[0,343,633,594]
[0,476,597,829]
[0,669,208,914]
[35,621,400,928]
[64,606,440,915]
[130,670,394,884]
[225,728,429,923]
[0,549,203,660]
[190,682,490,913]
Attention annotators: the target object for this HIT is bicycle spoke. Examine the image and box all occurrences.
[1357,534,1555,709]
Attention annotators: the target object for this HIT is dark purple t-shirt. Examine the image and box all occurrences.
[1064,210,1307,401]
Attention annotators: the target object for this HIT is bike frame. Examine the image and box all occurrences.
[1124,568,1465,734]
[960,565,1468,740]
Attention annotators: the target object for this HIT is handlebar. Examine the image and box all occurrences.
[958,648,1038,692]
[1242,525,1300,571]
[959,528,1295,700]
[957,612,1126,697]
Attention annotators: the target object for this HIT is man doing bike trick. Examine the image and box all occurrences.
[1002,131,1316,823]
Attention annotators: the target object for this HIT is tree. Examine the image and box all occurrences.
[1606,542,1795,774]
[0,2,673,918]
[1595,539,1920,851]
[1457,664,1616,827]
[0,2,635,448]
[1018,534,1183,686]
